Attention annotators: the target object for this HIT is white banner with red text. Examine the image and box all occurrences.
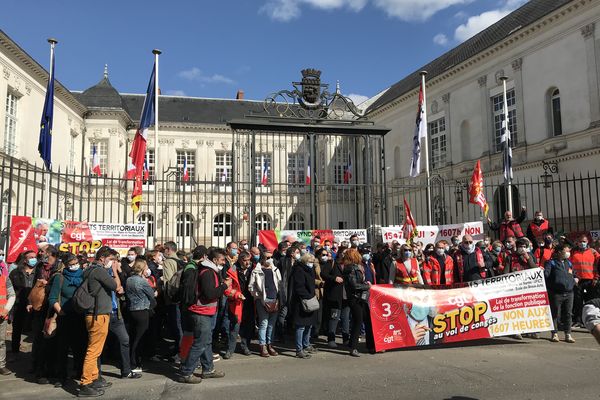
[381,221,485,246]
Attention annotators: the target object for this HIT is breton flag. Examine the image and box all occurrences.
[305,154,311,185]
[409,79,427,178]
[468,160,489,217]
[501,100,513,181]
[38,44,55,171]
[402,198,418,244]
[182,154,190,182]
[261,156,268,186]
[343,154,352,184]
[129,63,156,211]
[91,144,102,176]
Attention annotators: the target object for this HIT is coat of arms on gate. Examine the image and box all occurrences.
[295,68,325,110]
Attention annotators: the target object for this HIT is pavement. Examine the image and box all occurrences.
[1,329,599,400]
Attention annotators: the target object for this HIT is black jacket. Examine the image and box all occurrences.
[84,263,118,315]
[343,264,370,303]
[320,260,344,308]
[292,263,316,326]
[544,258,577,293]
[279,256,295,305]
[376,252,394,284]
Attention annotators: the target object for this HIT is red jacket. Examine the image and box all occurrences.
[534,248,553,269]
[570,248,599,280]
[422,255,454,285]
[224,267,244,322]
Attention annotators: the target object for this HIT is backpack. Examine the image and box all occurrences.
[180,263,200,307]
[72,267,100,315]
[164,258,193,303]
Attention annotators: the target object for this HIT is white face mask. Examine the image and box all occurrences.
[144,268,152,277]
[68,264,80,271]
[295,253,302,260]
[320,256,328,262]
[127,255,136,262]
[435,248,445,256]
[564,251,571,259]
[105,260,113,269]
[243,244,249,250]
[306,262,314,268]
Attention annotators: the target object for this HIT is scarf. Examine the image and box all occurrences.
[63,268,84,287]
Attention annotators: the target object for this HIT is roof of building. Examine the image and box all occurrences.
[365,0,573,115]
[76,75,130,111]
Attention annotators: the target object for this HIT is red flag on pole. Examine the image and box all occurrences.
[469,160,489,217]
[402,198,418,244]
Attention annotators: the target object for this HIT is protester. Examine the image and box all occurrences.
[389,244,423,285]
[8,250,36,357]
[291,252,318,358]
[249,251,281,357]
[489,241,504,275]
[570,234,600,327]
[503,238,538,274]
[526,211,553,247]
[121,247,143,280]
[375,243,394,284]
[126,259,157,372]
[534,234,555,269]
[320,246,349,348]
[544,244,577,343]
[236,251,255,356]
[453,234,486,283]
[478,241,496,278]
[0,255,16,376]
[423,242,454,286]
[487,206,527,242]
[222,249,246,359]
[276,245,299,342]
[162,241,183,360]
[342,248,374,357]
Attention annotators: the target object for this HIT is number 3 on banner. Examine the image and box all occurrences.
[382,303,392,318]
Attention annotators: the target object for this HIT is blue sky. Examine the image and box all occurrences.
[1,0,526,104]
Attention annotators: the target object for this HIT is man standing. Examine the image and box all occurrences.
[163,241,183,360]
[570,235,599,327]
[0,264,15,375]
[545,244,577,343]
[526,211,553,247]
[178,249,230,384]
[487,206,527,242]
[453,235,486,283]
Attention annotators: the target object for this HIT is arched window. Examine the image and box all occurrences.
[287,212,305,230]
[137,212,155,237]
[255,213,272,232]
[213,213,232,237]
[550,88,562,136]
[176,213,194,238]
[393,146,401,179]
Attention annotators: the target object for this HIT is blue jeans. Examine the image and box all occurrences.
[328,305,351,342]
[180,312,214,377]
[107,314,131,376]
[167,304,182,354]
[295,325,312,352]
[256,300,278,345]
[226,315,240,354]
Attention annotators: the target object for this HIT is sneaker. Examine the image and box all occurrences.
[304,345,317,354]
[513,334,523,340]
[565,334,576,343]
[212,354,221,362]
[222,351,232,360]
[121,372,142,379]
[296,351,311,359]
[551,333,560,342]
[327,341,338,349]
[240,347,251,356]
[91,379,112,389]
[131,366,143,373]
[530,333,540,339]
[177,375,203,384]
[78,384,104,397]
[0,367,11,376]
[54,379,66,388]
[349,349,361,357]
[200,369,225,379]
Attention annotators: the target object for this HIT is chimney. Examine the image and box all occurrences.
[236,90,244,100]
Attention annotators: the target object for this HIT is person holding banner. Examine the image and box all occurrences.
[503,238,537,274]
[389,245,423,285]
[544,244,577,343]
[423,242,455,286]
[341,248,374,356]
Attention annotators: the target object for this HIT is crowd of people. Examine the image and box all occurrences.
[0,208,599,397]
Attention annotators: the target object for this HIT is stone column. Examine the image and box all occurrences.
[582,23,600,128]
[512,58,527,145]
[442,93,451,165]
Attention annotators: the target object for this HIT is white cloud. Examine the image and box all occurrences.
[178,67,235,85]
[433,33,449,46]
[372,0,474,22]
[454,0,528,42]
[165,90,186,96]
[347,93,369,105]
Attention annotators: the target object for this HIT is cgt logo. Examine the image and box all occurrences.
[447,293,474,308]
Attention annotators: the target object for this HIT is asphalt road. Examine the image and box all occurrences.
[1,329,599,400]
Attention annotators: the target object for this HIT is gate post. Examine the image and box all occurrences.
[364,135,373,241]
[309,133,317,229]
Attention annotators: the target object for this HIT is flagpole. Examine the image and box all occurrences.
[420,71,432,225]
[152,49,161,222]
[43,38,57,219]
[500,76,513,215]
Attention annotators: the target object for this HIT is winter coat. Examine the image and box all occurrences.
[224,265,244,323]
[249,263,282,306]
[291,262,316,327]
[544,258,577,293]
[320,261,344,309]
[343,264,370,303]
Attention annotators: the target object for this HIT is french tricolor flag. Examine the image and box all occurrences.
[305,154,311,185]
[143,156,149,181]
[343,154,352,184]
[261,156,268,186]
[183,154,190,182]
[92,144,102,176]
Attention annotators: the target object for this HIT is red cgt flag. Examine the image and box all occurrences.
[402,198,418,244]
[469,160,489,217]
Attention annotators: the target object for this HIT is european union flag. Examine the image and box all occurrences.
[38,47,55,171]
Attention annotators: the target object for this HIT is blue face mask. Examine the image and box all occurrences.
[28,258,38,267]
[253,255,260,262]
[362,254,371,261]
[409,304,430,322]
[404,251,412,259]
[0,255,4,262]
[230,248,238,257]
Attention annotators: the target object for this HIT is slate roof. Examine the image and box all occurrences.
[365,0,573,115]
[76,76,129,111]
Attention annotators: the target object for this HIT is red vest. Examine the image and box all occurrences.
[534,248,553,269]
[454,248,485,282]
[0,276,7,313]
[500,220,524,241]
[529,220,549,239]
[422,255,454,285]
[570,249,598,280]
[394,259,420,285]
[188,269,219,316]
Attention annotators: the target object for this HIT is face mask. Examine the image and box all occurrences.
[580,242,588,249]
[281,251,286,256]
[253,255,260,262]
[362,254,371,261]
[444,245,450,252]
[105,260,113,269]
[294,253,301,261]
[301,249,307,255]
[544,238,553,245]
[505,243,513,250]
[409,304,430,322]
[0,256,4,262]
[230,249,238,257]
[535,216,543,222]
[144,268,152,277]
[243,244,249,250]
[517,247,527,255]
[538,242,545,248]
[314,243,320,248]
[452,240,459,246]
[493,247,501,254]
[324,246,331,251]
[127,255,136,262]
[404,251,412,259]
[306,262,314,268]
[352,241,359,246]
[28,258,38,267]
[265,259,274,266]
[484,240,490,246]
[320,256,328,262]
[564,251,571,259]
[435,248,445,256]
[68,264,80,271]
[463,244,475,254]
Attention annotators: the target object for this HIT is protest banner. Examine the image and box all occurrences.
[369,269,553,351]
[258,229,367,252]
[381,221,484,246]
[8,216,146,262]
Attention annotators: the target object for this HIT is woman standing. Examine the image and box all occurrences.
[48,253,87,387]
[249,252,282,357]
[342,248,374,357]
[126,259,157,372]
[291,253,318,359]
[320,248,349,348]
[8,250,36,356]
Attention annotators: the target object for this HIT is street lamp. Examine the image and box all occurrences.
[540,161,558,188]
[455,181,467,203]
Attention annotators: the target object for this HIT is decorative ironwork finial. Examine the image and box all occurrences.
[104,64,108,79]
